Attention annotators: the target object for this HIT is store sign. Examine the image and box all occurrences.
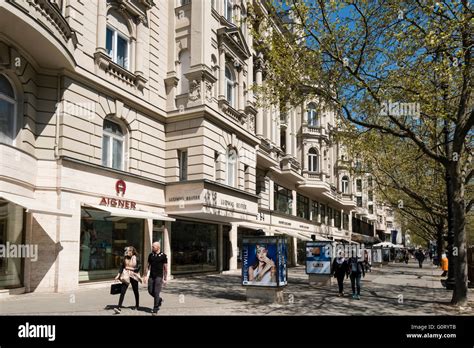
[99,180,137,209]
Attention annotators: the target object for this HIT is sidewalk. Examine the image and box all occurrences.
[0,260,472,316]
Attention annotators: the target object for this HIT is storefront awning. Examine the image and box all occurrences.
[274,229,314,241]
[233,222,270,233]
[0,192,72,216]
[84,204,175,221]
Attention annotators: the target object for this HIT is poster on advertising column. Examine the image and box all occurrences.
[305,241,332,274]
[242,237,287,287]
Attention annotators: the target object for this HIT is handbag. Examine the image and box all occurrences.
[120,270,130,285]
[110,283,122,295]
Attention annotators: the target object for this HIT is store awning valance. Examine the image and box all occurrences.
[83,204,175,221]
[0,192,72,216]
[233,222,269,233]
[274,229,318,241]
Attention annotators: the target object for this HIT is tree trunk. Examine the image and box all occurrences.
[450,162,468,306]
[436,222,444,266]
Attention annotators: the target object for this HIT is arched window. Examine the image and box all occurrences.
[102,119,125,170]
[224,0,233,22]
[308,148,319,172]
[342,176,349,193]
[0,75,16,145]
[178,49,190,94]
[307,103,318,127]
[106,9,131,69]
[225,65,235,107]
[227,148,237,187]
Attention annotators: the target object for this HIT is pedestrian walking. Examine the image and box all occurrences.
[363,249,371,272]
[415,248,425,268]
[114,246,142,314]
[143,242,168,315]
[440,253,448,277]
[331,251,349,296]
[348,255,365,300]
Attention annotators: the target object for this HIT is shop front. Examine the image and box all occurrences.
[0,200,24,289]
[170,219,218,274]
[77,177,175,282]
[165,180,259,274]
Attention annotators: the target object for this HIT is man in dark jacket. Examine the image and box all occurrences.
[348,256,365,300]
[415,248,425,268]
[332,251,349,296]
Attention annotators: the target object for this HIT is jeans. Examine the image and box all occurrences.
[350,273,361,295]
[118,278,139,308]
[148,277,163,312]
[336,274,345,294]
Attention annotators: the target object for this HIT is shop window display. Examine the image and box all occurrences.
[80,208,143,281]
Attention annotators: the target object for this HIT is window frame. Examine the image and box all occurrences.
[297,194,310,220]
[308,148,319,172]
[274,183,293,215]
[226,148,237,187]
[341,176,349,193]
[0,75,17,146]
[178,149,188,181]
[224,0,233,22]
[102,119,125,171]
[307,103,318,127]
[106,25,130,70]
[225,65,235,107]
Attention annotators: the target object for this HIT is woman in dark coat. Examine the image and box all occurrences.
[332,251,349,296]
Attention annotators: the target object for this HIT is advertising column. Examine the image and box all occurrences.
[305,241,333,285]
[241,236,287,303]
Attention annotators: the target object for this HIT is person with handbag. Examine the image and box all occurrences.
[114,246,141,314]
[143,241,168,316]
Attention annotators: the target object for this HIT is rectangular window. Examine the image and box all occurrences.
[327,206,333,226]
[368,204,374,214]
[335,211,341,229]
[274,183,292,215]
[112,138,123,170]
[356,179,362,192]
[368,176,373,187]
[0,100,14,145]
[106,26,129,70]
[311,202,319,222]
[356,197,362,207]
[226,82,233,106]
[343,214,349,230]
[297,194,310,220]
[106,27,113,57]
[320,204,326,224]
[368,190,373,202]
[179,150,188,181]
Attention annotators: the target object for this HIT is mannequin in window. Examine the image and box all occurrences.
[80,228,91,270]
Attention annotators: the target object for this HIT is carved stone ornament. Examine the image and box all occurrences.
[189,80,201,101]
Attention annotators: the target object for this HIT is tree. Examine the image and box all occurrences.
[250,0,473,305]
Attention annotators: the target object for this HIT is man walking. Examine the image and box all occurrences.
[143,242,168,315]
[348,255,365,300]
[415,248,425,268]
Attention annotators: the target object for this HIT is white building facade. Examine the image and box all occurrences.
[0,0,394,295]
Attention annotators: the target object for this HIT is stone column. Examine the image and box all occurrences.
[96,1,107,52]
[219,47,226,99]
[291,236,298,266]
[238,67,244,112]
[291,189,297,216]
[229,223,238,271]
[134,18,145,75]
[255,63,263,136]
[285,119,291,155]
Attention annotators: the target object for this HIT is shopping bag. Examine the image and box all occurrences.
[110,283,122,295]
